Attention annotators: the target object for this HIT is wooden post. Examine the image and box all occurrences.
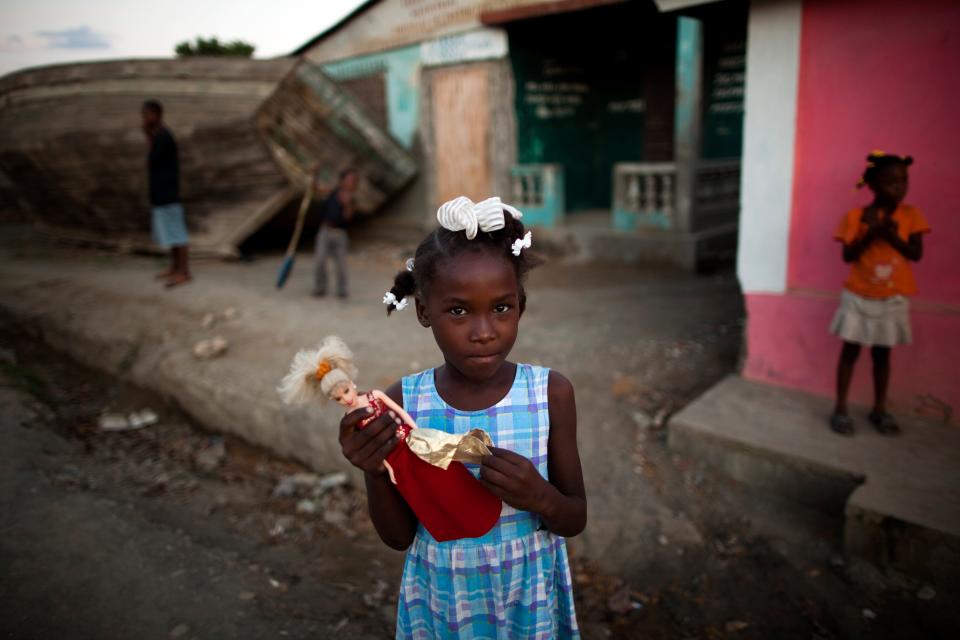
[673,16,703,235]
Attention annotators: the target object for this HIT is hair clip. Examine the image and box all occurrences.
[405,258,415,272]
[511,230,533,257]
[382,291,408,310]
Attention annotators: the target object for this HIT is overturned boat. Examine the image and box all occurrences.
[0,57,417,256]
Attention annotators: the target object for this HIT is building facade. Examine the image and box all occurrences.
[296,0,748,268]
[738,0,960,420]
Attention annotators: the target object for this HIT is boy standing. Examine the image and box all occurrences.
[142,99,191,288]
[313,168,357,298]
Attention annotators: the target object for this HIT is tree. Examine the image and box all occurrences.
[174,37,255,58]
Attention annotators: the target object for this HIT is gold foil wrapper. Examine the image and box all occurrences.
[406,427,493,470]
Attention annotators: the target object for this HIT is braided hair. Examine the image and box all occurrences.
[385,211,541,315]
[858,150,913,189]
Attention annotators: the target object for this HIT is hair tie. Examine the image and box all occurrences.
[315,360,332,381]
[383,291,408,310]
[511,230,533,256]
[405,258,415,272]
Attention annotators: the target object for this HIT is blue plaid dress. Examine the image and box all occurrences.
[396,364,580,639]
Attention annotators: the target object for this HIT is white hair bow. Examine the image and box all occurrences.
[511,231,533,257]
[436,196,523,240]
[382,291,408,310]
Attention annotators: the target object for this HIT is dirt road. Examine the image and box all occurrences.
[2,315,956,639]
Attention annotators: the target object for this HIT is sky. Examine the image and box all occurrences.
[0,0,368,76]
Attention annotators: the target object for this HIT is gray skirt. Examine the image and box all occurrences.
[830,289,911,347]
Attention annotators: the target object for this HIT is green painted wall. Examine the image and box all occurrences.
[701,7,747,159]
[509,3,671,212]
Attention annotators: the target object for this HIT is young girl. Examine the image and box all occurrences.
[338,196,585,638]
[829,152,931,436]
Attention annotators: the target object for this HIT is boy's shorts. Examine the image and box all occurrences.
[829,289,911,347]
[151,202,189,248]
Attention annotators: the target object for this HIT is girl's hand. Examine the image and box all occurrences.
[480,447,553,514]
[879,217,898,241]
[338,407,401,475]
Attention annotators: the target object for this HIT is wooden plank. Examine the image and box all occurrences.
[432,66,492,205]
[255,60,417,215]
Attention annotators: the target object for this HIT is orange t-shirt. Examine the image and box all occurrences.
[834,204,931,299]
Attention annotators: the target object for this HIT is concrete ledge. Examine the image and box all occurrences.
[669,417,863,516]
[536,222,738,271]
[670,375,960,587]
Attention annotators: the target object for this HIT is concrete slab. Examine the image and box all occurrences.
[670,375,960,585]
[537,221,738,272]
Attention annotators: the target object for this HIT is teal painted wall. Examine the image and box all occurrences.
[323,45,422,149]
[674,16,703,164]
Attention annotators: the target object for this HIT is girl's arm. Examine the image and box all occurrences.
[480,371,587,537]
[882,229,924,262]
[339,381,418,550]
[842,225,879,262]
[372,389,418,429]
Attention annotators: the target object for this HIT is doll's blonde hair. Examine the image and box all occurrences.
[278,335,358,405]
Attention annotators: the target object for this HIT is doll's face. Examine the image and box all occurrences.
[332,382,359,408]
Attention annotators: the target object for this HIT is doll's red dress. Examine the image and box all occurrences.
[358,392,501,542]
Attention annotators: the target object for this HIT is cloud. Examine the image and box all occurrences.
[36,26,111,50]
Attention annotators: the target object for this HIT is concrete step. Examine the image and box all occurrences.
[669,375,960,588]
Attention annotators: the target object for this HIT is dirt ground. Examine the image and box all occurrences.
[1,273,956,639]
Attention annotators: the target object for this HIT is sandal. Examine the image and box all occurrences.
[869,411,900,436]
[829,413,855,436]
[164,273,193,289]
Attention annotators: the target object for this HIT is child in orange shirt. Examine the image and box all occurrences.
[829,152,931,436]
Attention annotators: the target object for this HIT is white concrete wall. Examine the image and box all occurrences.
[737,0,803,294]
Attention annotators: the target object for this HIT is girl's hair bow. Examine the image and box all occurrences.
[436,196,523,240]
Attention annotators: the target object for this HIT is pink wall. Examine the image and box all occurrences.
[744,0,960,421]
[788,0,960,303]
[744,293,959,421]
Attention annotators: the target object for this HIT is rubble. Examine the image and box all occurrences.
[192,336,228,360]
[98,409,159,431]
[362,579,389,608]
[268,515,295,538]
[98,413,129,430]
[295,499,317,515]
[272,471,348,499]
[606,586,643,615]
[201,308,239,329]
[194,437,226,473]
[725,620,750,632]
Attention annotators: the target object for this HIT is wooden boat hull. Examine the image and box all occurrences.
[0,57,417,255]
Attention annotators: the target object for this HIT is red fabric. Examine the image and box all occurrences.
[358,392,388,429]
[385,441,502,542]
[356,391,501,542]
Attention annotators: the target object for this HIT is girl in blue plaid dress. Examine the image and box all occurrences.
[338,197,585,638]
